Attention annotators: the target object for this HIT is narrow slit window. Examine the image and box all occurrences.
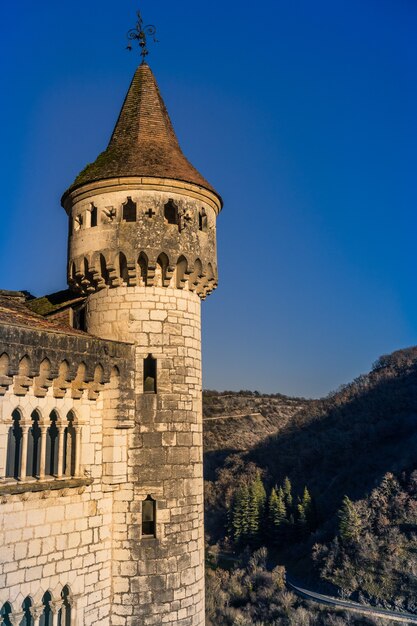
[142,495,156,537]
[199,208,208,232]
[90,204,98,227]
[123,197,137,222]
[143,354,157,393]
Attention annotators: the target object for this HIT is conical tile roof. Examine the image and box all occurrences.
[63,64,221,202]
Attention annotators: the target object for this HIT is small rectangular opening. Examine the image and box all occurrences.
[142,496,156,537]
[143,354,157,393]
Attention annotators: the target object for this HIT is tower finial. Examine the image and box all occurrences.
[126,9,158,63]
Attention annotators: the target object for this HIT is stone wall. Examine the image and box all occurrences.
[64,177,220,299]
[0,324,134,625]
[0,390,113,624]
[87,286,205,626]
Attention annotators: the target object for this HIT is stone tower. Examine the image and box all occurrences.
[61,62,222,625]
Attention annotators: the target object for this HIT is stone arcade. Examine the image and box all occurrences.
[0,55,222,625]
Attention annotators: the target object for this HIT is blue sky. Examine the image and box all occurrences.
[1,0,416,397]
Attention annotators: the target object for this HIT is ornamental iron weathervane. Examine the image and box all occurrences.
[126,9,158,63]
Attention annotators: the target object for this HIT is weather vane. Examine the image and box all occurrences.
[126,9,158,63]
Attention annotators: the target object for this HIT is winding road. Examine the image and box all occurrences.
[286,577,417,624]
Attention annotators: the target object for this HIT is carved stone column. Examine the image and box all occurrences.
[38,425,48,479]
[8,611,24,626]
[18,423,29,480]
[30,605,44,626]
[57,425,65,479]
[74,425,82,477]
[50,599,63,626]
[0,423,8,479]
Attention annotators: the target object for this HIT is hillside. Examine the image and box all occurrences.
[203,391,311,478]
[203,346,417,616]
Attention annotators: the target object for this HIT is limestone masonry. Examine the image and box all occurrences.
[0,61,222,626]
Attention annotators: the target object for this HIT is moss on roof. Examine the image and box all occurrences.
[26,289,85,316]
[62,63,222,205]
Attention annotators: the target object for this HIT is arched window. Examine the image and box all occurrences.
[122,197,137,222]
[57,586,72,626]
[90,203,98,227]
[142,495,156,537]
[20,597,33,626]
[119,253,129,285]
[46,411,59,476]
[143,354,157,393]
[63,413,76,477]
[27,410,41,478]
[138,252,148,286]
[164,199,179,226]
[155,253,169,287]
[0,352,9,376]
[1,602,13,626]
[39,592,52,626]
[176,256,188,289]
[6,409,22,479]
[199,208,208,232]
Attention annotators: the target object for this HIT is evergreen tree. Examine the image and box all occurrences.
[338,495,362,543]
[268,487,286,538]
[247,473,266,542]
[282,477,294,524]
[297,487,312,530]
[231,484,250,542]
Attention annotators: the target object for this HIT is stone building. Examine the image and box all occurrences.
[0,58,222,625]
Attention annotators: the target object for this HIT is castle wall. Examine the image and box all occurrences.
[0,391,113,625]
[0,325,134,625]
[87,286,205,626]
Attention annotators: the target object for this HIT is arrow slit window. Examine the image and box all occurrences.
[142,495,156,537]
[143,354,157,393]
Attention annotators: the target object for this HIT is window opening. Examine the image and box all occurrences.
[6,410,22,479]
[119,253,129,285]
[39,592,52,626]
[142,495,156,537]
[199,208,208,232]
[138,253,148,286]
[143,354,157,393]
[57,586,72,626]
[164,199,179,226]
[46,412,59,476]
[73,305,87,331]
[63,414,76,477]
[123,197,137,222]
[21,597,33,626]
[90,204,98,227]
[27,410,41,478]
[1,602,13,626]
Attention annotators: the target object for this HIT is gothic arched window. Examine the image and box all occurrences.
[21,597,33,626]
[46,411,59,476]
[27,410,41,478]
[63,413,76,477]
[57,586,72,626]
[0,602,13,626]
[39,592,52,626]
[6,409,22,479]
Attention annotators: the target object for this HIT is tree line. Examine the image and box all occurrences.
[229,474,316,546]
